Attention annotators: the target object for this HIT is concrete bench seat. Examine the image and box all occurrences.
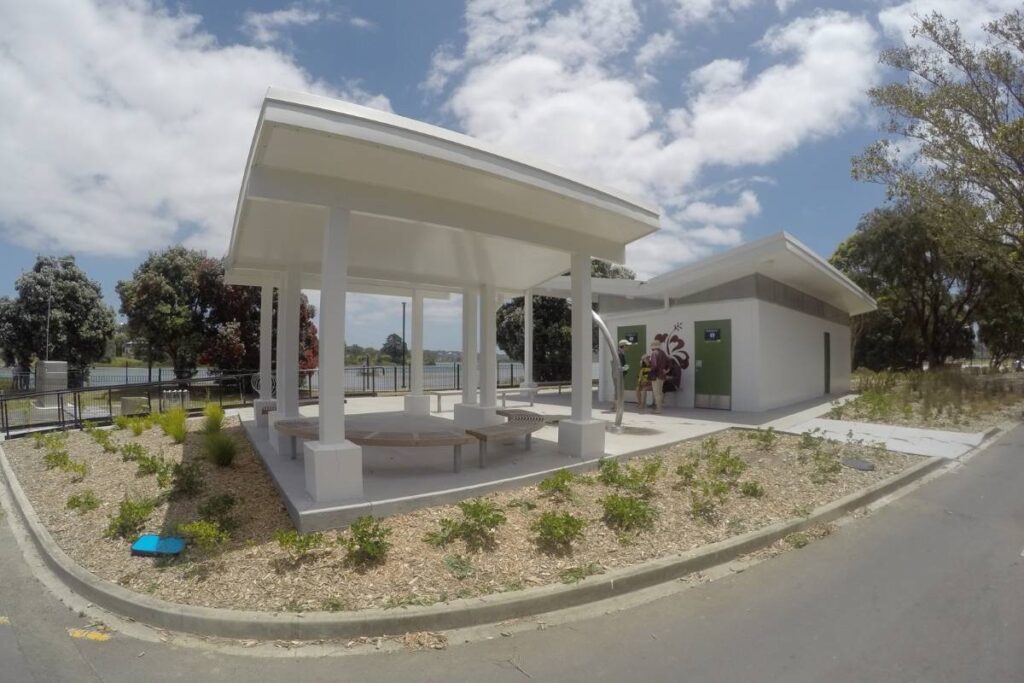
[272,417,476,472]
[464,413,545,467]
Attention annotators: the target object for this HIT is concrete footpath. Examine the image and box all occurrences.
[0,427,1021,681]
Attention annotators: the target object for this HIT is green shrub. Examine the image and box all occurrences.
[204,432,237,467]
[798,428,825,451]
[443,554,474,580]
[739,481,765,498]
[690,436,722,460]
[43,447,88,481]
[171,462,204,499]
[597,457,662,497]
[128,416,151,437]
[66,489,101,513]
[86,425,118,453]
[456,499,506,549]
[748,427,779,452]
[707,448,747,483]
[342,516,393,566]
[43,447,71,470]
[697,478,730,503]
[64,460,89,482]
[423,499,506,551]
[274,529,325,561]
[198,493,238,530]
[177,519,230,553]
[785,532,809,549]
[119,442,146,462]
[537,469,574,500]
[675,459,699,486]
[423,518,462,548]
[689,491,719,523]
[113,415,131,431]
[133,452,172,487]
[560,562,604,584]
[532,511,586,553]
[506,498,537,512]
[159,408,187,444]
[601,494,656,531]
[104,496,156,540]
[809,448,842,484]
[203,403,225,433]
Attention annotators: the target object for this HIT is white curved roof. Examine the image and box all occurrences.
[225,89,659,292]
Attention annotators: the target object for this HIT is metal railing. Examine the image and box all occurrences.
[0,362,543,439]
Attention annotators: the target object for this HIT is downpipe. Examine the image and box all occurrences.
[591,309,624,431]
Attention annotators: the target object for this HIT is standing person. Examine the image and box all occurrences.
[613,339,632,412]
[636,353,652,412]
[648,340,668,414]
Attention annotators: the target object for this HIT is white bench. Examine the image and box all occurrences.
[464,409,545,467]
[273,417,477,472]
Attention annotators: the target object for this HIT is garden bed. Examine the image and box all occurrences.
[829,370,1024,432]
[2,417,923,613]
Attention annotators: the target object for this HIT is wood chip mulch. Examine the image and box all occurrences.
[3,419,922,614]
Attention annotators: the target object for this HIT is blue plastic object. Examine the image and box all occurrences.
[131,534,185,557]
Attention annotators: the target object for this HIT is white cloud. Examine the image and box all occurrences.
[348,16,375,30]
[241,6,320,45]
[0,0,390,259]
[668,0,758,28]
[635,31,678,70]
[433,1,880,276]
[678,191,761,226]
[878,0,1020,44]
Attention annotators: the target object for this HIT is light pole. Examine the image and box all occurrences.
[44,274,54,362]
[401,301,407,389]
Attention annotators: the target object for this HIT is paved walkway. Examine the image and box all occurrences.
[780,417,988,459]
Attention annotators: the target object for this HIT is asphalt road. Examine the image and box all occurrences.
[1,425,1022,682]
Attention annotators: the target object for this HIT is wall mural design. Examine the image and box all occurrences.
[653,322,690,392]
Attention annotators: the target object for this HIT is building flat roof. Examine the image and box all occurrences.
[536,232,876,316]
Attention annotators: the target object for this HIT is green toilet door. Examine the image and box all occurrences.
[694,320,731,410]
[615,325,646,393]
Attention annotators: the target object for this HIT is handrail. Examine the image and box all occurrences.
[591,309,624,429]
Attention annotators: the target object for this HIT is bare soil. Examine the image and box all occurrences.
[3,418,922,613]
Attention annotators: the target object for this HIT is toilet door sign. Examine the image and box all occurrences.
[703,327,722,342]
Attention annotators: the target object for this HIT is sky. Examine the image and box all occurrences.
[0,0,1016,351]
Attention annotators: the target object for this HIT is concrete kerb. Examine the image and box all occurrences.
[0,426,988,642]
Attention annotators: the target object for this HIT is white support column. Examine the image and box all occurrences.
[455,284,500,427]
[522,289,535,388]
[268,267,301,454]
[454,286,483,426]
[253,283,276,428]
[404,289,430,415]
[558,252,605,457]
[304,207,362,501]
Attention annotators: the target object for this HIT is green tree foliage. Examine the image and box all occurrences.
[118,248,319,376]
[380,333,406,364]
[975,268,1024,367]
[831,203,1002,369]
[496,260,635,381]
[0,256,115,383]
[117,247,207,378]
[853,10,1024,247]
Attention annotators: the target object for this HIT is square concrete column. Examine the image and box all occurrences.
[268,267,301,455]
[522,289,535,388]
[304,207,362,501]
[455,287,483,425]
[559,252,605,457]
[404,289,429,415]
[253,283,276,428]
